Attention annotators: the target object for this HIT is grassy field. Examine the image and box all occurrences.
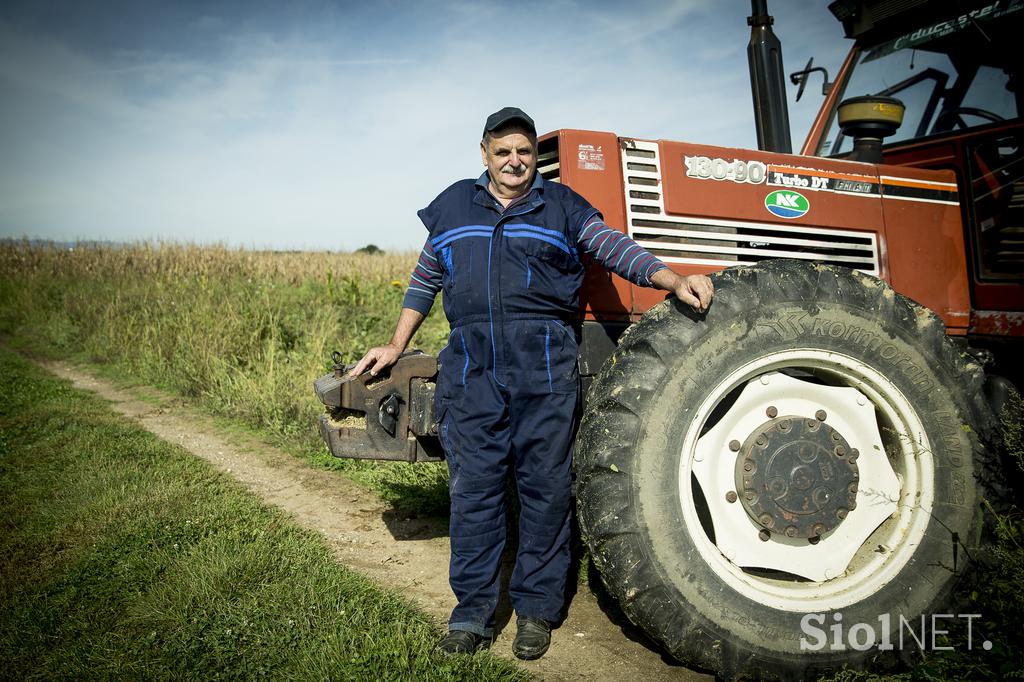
[0,241,452,514]
[0,346,527,680]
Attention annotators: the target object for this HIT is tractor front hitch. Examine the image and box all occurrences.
[313,351,444,462]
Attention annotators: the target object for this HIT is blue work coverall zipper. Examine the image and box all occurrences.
[489,200,540,387]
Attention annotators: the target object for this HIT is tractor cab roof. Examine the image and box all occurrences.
[828,0,1022,46]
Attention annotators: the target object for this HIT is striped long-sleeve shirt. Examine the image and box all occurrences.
[401,214,666,315]
[576,215,667,286]
[403,241,445,315]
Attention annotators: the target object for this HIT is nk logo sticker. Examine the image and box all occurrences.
[765,190,809,219]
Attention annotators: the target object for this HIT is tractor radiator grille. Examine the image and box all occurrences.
[538,136,560,183]
[621,140,880,275]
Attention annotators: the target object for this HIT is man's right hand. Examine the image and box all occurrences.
[350,343,402,377]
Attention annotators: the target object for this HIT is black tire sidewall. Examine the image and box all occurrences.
[578,262,987,676]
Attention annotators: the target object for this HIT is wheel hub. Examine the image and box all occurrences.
[690,370,902,583]
[735,416,859,539]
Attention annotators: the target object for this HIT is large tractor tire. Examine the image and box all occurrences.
[575,260,996,680]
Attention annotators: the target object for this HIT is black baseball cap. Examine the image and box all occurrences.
[483,107,536,138]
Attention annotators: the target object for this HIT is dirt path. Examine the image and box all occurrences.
[41,360,708,682]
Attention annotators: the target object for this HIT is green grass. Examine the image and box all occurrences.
[0,346,528,681]
[0,241,452,514]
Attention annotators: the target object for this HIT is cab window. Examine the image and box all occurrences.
[818,7,1021,156]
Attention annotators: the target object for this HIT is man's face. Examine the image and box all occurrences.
[480,127,536,198]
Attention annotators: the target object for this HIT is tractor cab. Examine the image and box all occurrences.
[805,0,1024,334]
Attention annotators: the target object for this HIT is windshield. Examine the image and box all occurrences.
[818,3,1022,156]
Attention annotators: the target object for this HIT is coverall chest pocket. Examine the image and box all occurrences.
[441,239,490,296]
[519,237,577,300]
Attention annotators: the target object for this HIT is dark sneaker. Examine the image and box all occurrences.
[436,629,491,655]
[512,616,551,660]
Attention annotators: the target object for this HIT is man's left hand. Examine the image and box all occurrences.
[650,269,714,313]
[674,274,714,313]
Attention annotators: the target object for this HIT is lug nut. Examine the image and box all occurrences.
[848,483,858,494]
[812,523,827,536]
[836,508,848,520]
[785,526,798,538]
[743,460,754,472]
[726,491,738,503]
[755,435,767,447]
[808,535,821,545]
[831,432,842,441]
[759,514,774,528]
[744,489,758,503]
[766,406,778,418]
[816,409,827,421]
[849,448,859,461]
[729,440,741,452]
[779,419,791,432]
[834,445,846,457]
[759,529,771,542]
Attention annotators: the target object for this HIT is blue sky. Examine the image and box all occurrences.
[0,1,853,251]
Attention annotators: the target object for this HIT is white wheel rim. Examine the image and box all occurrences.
[679,349,934,612]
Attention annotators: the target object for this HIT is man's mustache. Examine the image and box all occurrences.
[501,162,528,175]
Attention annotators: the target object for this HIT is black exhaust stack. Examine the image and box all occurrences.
[747,0,792,153]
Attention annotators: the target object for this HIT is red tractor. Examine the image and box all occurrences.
[315,1,1022,678]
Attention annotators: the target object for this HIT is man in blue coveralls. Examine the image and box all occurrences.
[352,107,714,660]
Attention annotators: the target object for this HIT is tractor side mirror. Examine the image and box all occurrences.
[789,57,833,102]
